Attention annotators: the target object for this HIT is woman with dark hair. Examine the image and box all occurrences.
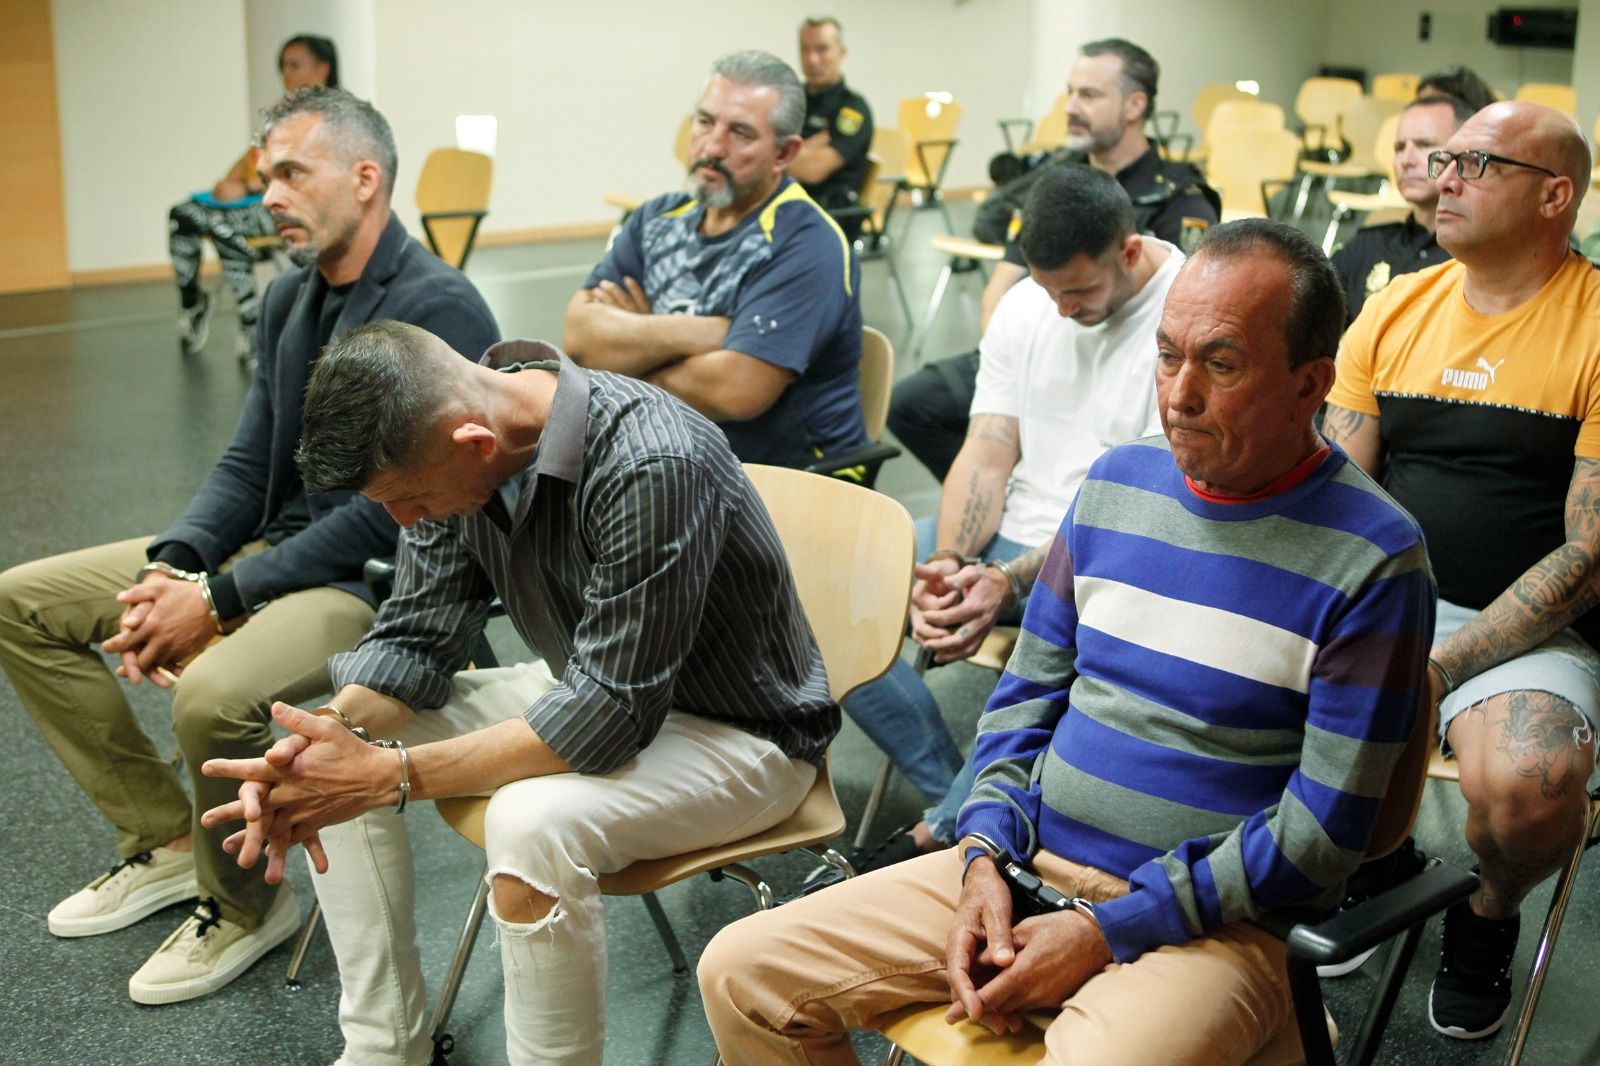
[168,35,338,361]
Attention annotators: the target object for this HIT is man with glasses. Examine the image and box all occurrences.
[1324,100,1600,1042]
[1331,94,1475,325]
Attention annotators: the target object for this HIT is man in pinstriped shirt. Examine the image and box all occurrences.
[201,321,835,1066]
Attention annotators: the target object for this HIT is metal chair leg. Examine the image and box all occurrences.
[881,1044,907,1065]
[1501,797,1600,1066]
[428,869,491,1059]
[284,897,322,989]
[909,261,955,361]
[640,890,690,977]
[884,245,914,329]
[716,862,775,910]
[854,756,895,850]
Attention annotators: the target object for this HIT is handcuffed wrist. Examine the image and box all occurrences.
[314,703,373,743]
[370,739,411,814]
[985,558,1023,608]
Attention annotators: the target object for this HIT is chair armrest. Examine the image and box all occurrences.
[1147,109,1181,154]
[1287,860,1478,968]
[419,209,490,222]
[805,441,902,488]
[996,118,1033,156]
[363,557,397,602]
[1285,859,1478,1066]
[912,139,960,191]
[1261,179,1293,220]
[1166,131,1195,161]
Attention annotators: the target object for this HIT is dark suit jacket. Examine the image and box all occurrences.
[149,212,500,614]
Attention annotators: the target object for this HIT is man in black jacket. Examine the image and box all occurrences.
[0,87,498,1005]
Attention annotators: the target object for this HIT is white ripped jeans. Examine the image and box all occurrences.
[312,662,816,1066]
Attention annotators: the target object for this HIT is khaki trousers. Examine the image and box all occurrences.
[0,536,373,926]
[698,847,1294,1066]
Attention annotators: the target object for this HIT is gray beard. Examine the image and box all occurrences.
[694,180,737,210]
[285,241,319,268]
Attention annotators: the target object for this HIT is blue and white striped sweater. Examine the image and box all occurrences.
[956,435,1435,962]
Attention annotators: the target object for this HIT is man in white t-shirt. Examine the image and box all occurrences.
[838,164,1181,862]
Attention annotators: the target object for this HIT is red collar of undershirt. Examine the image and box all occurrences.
[1184,444,1332,504]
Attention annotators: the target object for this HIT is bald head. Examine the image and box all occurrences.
[1434,100,1590,263]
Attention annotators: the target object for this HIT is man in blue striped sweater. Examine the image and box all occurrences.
[699,220,1436,1063]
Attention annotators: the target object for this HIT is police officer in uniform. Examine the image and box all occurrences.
[890,37,1219,482]
[1332,94,1473,325]
[790,16,874,239]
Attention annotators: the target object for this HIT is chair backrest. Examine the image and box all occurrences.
[1339,95,1406,172]
[1295,76,1364,129]
[1366,697,1438,861]
[1191,83,1256,137]
[898,97,964,188]
[415,148,493,268]
[871,126,913,181]
[1207,126,1300,217]
[1372,72,1420,102]
[1514,81,1577,116]
[1375,112,1404,182]
[859,326,894,441]
[1205,99,1286,143]
[742,465,914,700]
[673,113,693,167]
[1021,91,1069,154]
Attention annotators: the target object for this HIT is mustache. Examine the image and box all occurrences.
[689,157,735,184]
[271,211,309,230]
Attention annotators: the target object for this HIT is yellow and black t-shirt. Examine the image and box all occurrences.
[1330,252,1600,639]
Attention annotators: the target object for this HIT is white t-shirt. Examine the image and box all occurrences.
[973,240,1182,546]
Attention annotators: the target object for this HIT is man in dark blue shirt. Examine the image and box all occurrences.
[564,50,867,469]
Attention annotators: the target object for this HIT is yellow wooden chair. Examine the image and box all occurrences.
[907,233,1007,360]
[1207,125,1302,221]
[415,148,492,271]
[1372,73,1420,103]
[421,464,916,1060]
[898,96,965,232]
[1165,82,1255,164]
[1289,95,1405,225]
[1323,112,1410,252]
[1294,76,1364,157]
[1513,82,1577,116]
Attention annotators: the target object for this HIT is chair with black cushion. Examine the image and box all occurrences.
[416,148,492,271]
[419,463,916,1061]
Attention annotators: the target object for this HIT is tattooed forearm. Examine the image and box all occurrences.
[953,470,998,555]
[1437,458,1600,684]
[1009,543,1051,592]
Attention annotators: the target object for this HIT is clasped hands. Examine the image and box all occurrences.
[198,703,398,884]
[944,857,1112,1035]
[911,557,1012,663]
[102,571,217,688]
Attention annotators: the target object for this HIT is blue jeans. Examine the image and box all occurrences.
[925,757,977,844]
[840,515,1029,805]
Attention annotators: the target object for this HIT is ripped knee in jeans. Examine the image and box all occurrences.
[490,869,562,928]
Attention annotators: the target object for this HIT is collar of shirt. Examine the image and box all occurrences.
[476,339,593,523]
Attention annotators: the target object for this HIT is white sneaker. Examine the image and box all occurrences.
[127,883,300,1005]
[48,846,198,938]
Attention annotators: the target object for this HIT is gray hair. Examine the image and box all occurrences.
[258,86,399,200]
[296,321,459,493]
[707,50,806,141]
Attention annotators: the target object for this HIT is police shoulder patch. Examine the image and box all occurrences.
[837,107,864,136]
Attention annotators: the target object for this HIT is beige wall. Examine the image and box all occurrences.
[370,0,1031,241]
[1323,0,1573,99]
[53,0,249,277]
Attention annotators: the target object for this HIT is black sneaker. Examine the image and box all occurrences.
[1429,899,1519,1039]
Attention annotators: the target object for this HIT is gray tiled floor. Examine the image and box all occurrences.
[2,200,1599,1064]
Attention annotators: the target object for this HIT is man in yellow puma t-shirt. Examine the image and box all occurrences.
[1325,100,1600,1042]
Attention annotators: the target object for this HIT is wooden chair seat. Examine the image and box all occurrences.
[928,234,1006,261]
[433,762,847,897]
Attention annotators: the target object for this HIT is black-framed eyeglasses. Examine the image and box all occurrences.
[1427,149,1558,181]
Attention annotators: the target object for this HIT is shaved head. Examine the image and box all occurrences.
[1468,101,1589,213]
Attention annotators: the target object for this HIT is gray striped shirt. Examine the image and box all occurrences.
[330,340,839,773]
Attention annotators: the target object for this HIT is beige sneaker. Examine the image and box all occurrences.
[127,883,300,1005]
[48,846,198,938]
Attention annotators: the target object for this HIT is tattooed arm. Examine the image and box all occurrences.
[910,414,1025,662]
[1320,402,1384,479]
[1433,457,1600,687]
